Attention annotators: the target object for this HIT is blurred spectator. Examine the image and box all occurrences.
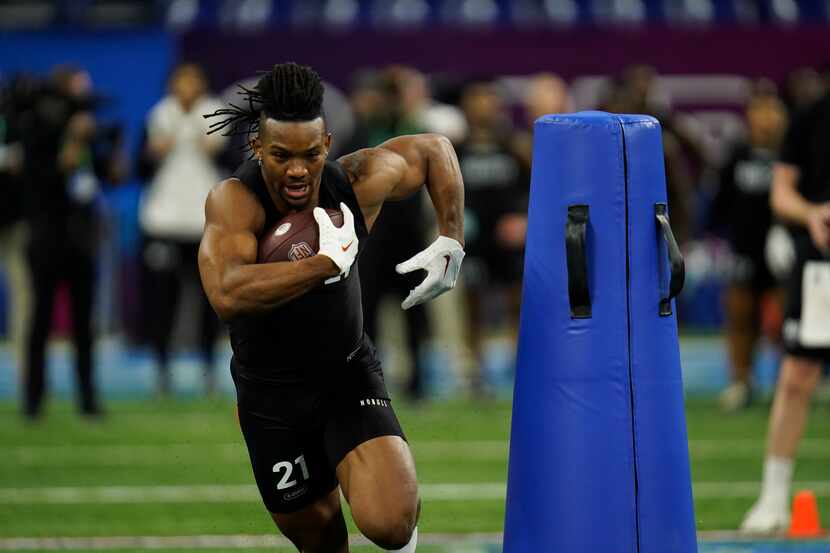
[783,67,826,113]
[138,63,225,396]
[0,75,30,381]
[741,77,830,534]
[710,85,788,412]
[456,79,526,393]
[512,72,572,172]
[387,65,467,144]
[351,67,433,400]
[602,65,707,245]
[17,66,125,419]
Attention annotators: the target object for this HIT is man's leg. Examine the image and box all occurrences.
[140,237,180,395]
[402,300,428,401]
[741,354,823,532]
[719,285,759,412]
[23,251,57,419]
[67,252,99,415]
[336,435,419,551]
[2,222,32,382]
[271,488,349,553]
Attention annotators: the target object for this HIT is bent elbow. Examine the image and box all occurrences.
[426,133,452,151]
[213,290,241,323]
[769,182,786,218]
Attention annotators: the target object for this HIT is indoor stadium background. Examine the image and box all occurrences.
[1,1,829,551]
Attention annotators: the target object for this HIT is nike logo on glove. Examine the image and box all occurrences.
[341,241,354,252]
[443,255,451,278]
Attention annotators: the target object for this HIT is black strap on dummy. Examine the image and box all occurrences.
[655,203,685,317]
[566,205,591,318]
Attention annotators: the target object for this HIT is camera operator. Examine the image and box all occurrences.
[17,66,125,420]
[0,75,30,384]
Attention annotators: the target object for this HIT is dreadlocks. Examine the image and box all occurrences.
[204,62,324,143]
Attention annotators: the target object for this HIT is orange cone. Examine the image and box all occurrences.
[788,490,823,538]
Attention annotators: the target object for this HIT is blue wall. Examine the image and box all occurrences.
[1,29,174,249]
[0,30,174,335]
[1,29,173,155]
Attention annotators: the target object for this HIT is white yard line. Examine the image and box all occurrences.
[3,441,511,465]
[0,533,504,551]
[0,483,505,504]
[2,481,830,505]
[1,532,827,551]
[6,439,830,466]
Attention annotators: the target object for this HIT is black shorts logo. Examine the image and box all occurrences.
[283,485,308,501]
[359,398,389,408]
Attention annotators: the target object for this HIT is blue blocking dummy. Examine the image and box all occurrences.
[503,113,696,553]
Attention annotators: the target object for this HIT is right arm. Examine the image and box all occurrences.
[198,179,340,322]
[770,163,830,253]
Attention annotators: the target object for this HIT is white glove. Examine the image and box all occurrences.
[314,202,358,278]
[396,236,465,310]
[765,224,795,281]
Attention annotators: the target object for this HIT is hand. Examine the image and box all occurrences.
[314,202,358,277]
[396,236,465,310]
[806,203,830,254]
[765,224,796,280]
[495,213,528,249]
[67,112,96,141]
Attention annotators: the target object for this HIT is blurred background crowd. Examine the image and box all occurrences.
[1,0,829,415]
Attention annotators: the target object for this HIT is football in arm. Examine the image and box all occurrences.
[257,208,344,263]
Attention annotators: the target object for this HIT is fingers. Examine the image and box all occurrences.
[402,284,445,310]
[313,207,334,231]
[396,253,424,275]
[401,288,422,310]
[401,276,431,309]
[339,202,355,231]
[401,275,442,310]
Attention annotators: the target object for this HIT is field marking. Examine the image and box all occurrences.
[0,532,503,551]
[6,439,830,466]
[2,441,510,466]
[3,481,830,505]
[2,532,828,551]
[0,483,505,504]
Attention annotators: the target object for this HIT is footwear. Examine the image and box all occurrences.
[740,497,790,534]
[156,370,172,398]
[719,381,751,413]
[204,371,217,397]
[80,406,105,421]
[22,409,43,423]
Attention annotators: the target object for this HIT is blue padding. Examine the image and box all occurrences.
[504,113,636,553]
[503,112,696,553]
[621,116,697,553]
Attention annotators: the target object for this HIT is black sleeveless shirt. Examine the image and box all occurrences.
[228,159,371,383]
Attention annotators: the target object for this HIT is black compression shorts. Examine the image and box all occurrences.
[230,334,406,513]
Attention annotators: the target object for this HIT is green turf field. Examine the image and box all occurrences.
[1,398,829,551]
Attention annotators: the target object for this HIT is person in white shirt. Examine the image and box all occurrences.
[139,63,227,395]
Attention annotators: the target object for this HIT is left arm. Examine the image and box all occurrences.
[339,133,466,309]
[339,133,464,243]
[59,112,95,174]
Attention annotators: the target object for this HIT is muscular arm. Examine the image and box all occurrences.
[339,133,464,243]
[198,179,339,321]
[771,162,830,252]
[771,163,811,225]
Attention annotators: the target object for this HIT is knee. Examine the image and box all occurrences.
[273,500,346,553]
[725,289,756,330]
[354,498,419,550]
[778,357,822,399]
